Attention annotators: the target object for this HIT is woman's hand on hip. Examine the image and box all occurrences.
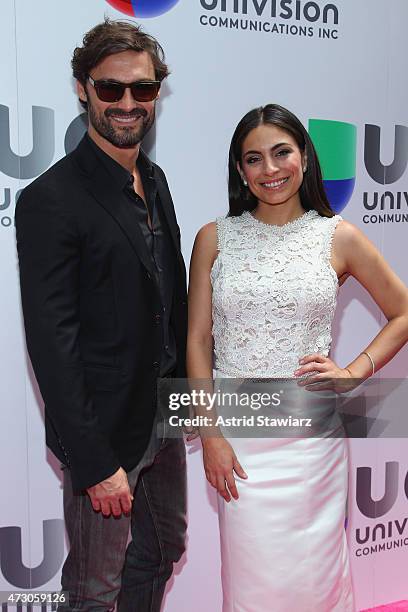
[294,353,356,393]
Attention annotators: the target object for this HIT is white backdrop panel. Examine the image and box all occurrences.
[0,1,407,610]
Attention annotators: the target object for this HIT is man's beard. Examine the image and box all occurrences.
[88,102,155,148]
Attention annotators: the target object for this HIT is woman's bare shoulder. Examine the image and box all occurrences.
[194,221,218,250]
[191,221,218,266]
[335,218,365,245]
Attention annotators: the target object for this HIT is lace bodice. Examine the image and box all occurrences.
[210,210,342,377]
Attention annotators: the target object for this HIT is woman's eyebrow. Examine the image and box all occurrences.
[243,142,292,156]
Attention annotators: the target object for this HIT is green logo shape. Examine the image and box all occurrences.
[308,119,357,180]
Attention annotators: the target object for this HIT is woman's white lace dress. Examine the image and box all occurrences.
[210,210,354,612]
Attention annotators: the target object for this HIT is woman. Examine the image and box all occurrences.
[187,104,408,611]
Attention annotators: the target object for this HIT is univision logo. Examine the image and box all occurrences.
[354,462,408,558]
[0,519,65,588]
[106,0,180,17]
[309,119,357,213]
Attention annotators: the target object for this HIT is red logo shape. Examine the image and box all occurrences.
[106,1,134,16]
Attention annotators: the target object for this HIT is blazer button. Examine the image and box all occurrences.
[155,314,161,323]
[153,361,160,369]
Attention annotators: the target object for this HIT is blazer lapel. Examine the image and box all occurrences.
[72,137,157,279]
[156,181,181,253]
[155,178,186,272]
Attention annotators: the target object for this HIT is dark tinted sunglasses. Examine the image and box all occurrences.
[88,76,161,103]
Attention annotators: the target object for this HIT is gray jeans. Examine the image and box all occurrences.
[59,415,187,612]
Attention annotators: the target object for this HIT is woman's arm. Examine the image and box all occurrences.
[297,220,408,385]
[335,221,408,376]
[187,222,217,380]
[187,223,247,501]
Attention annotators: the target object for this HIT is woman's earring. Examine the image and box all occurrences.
[242,177,248,186]
[303,166,307,173]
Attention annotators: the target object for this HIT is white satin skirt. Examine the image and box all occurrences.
[215,375,355,612]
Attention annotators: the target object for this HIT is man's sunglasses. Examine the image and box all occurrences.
[88,76,161,103]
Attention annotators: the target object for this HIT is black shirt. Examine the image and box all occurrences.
[86,135,177,376]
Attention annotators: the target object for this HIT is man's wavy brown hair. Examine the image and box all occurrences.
[72,18,170,89]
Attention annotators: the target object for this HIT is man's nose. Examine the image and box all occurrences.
[118,86,139,110]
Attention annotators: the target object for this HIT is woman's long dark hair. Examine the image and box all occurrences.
[228,104,334,218]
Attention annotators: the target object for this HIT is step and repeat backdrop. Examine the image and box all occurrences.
[1,1,408,610]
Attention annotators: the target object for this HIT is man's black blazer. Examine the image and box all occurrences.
[16,136,187,491]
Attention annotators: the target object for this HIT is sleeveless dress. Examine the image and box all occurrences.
[210,210,354,612]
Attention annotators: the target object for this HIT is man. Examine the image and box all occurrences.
[16,19,187,611]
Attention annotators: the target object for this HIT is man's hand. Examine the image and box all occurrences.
[86,467,133,517]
